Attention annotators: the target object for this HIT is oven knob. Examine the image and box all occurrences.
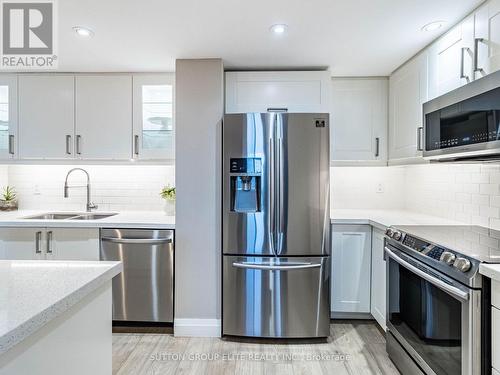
[385,228,393,237]
[454,257,472,272]
[392,231,402,241]
[440,251,456,265]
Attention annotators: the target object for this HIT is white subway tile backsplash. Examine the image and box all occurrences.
[3,165,174,212]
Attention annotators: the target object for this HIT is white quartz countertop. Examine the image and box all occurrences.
[331,209,464,231]
[0,210,175,229]
[479,263,500,281]
[0,260,122,355]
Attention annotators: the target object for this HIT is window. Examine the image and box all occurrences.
[0,86,8,150]
[141,85,173,150]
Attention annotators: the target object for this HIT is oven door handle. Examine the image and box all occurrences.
[384,247,470,302]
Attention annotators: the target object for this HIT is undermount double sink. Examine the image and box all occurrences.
[22,212,118,220]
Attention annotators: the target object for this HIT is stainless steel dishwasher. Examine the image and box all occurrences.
[100,228,174,323]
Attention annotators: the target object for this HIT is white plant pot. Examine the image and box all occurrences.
[164,199,175,216]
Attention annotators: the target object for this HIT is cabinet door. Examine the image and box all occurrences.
[493,306,500,372]
[0,228,43,260]
[428,17,474,99]
[18,75,75,159]
[225,71,331,113]
[0,75,17,159]
[474,0,500,79]
[132,74,174,160]
[331,78,387,164]
[75,75,132,160]
[370,228,386,330]
[389,52,428,162]
[50,228,100,261]
[331,224,372,314]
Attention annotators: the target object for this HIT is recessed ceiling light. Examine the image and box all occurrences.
[73,26,94,38]
[421,21,446,32]
[270,24,288,34]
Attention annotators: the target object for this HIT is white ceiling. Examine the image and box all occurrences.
[53,0,484,75]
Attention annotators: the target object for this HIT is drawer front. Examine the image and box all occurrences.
[223,256,330,338]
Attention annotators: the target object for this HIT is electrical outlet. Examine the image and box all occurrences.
[376,183,384,193]
[33,184,41,195]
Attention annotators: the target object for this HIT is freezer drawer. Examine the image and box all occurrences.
[100,229,174,323]
[223,256,330,338]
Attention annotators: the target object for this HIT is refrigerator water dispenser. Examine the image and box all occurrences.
[229,158,261,213]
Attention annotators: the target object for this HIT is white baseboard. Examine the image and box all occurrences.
[174,319,221,337]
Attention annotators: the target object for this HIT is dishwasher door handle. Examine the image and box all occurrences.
[101,237,172,244]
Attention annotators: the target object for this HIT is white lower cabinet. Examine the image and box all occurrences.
[370,228,386,330]
[0,227,99,261]
[493,306,500,373]
[331,224,372,314]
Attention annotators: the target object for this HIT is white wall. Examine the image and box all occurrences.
[332,163,500,230]
[404,163,500,229]
[174,59,223,337]
[331,166,405,209]
[2,165,174,211]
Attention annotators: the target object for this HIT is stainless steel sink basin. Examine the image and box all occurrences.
[70,213,118,220]
[22,212,117,220]
[23,213,81,220]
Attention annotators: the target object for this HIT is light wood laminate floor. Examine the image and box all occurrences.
[113,321,400,375]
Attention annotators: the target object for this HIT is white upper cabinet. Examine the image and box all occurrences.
[225,71,330,113]
[330,78,388,165]
[132,74,175,160]
[389,52,428,163]
[428,15,474,99]
[0,75,17,160]
[76,75,132,160]
[474,0,500,79]
[18,75,75,159]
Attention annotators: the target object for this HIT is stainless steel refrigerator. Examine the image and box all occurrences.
[222,112,330,338]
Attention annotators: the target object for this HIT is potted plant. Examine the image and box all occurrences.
[160,185,175,215]
[0,186,18,211]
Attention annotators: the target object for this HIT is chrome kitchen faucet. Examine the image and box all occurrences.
[63,168,98,212]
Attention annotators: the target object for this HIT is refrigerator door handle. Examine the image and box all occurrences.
[276,116,285,255]
[232,262,322,270]
[268,137,276,255]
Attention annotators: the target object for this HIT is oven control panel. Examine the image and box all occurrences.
[402,235,429,252]
[385,227,474,273]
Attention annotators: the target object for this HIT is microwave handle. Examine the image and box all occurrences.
[417,127,424,151]
[385,246,469,302]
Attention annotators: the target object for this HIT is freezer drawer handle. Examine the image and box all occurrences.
[384,246,469,302]
[232,262,321,270]
[101,237,172,244]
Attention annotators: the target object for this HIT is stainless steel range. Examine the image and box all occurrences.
[384,225,497,375]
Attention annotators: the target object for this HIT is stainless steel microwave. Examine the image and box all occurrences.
[423,70,500,161]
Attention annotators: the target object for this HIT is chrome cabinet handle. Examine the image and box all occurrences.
[46,231,53,254]
[8,135,14,155]
[232,262,321,270]
[267,108,288,112]
[134,135,139,155]
[375,137,380,157]
[460,47,470,82]
[65,135,72,155]
[417,127,424,151]
[76,135,82,155]
[101,237,172,244]
[35,231,42,254]
[384,247,469,301]
[474,38,484,73]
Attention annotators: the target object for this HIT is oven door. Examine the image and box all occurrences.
[385,244,481,375]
